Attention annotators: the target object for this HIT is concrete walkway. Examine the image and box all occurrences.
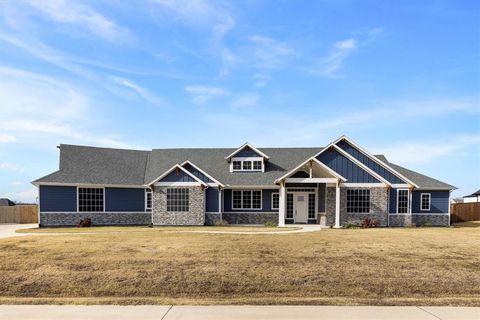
[0,223,38,240]
[169,224,322,235]
[0,305,478,319]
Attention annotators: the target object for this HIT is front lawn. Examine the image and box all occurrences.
[1,224,479,306]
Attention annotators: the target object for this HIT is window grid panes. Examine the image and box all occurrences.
[242,161,252,170]
[286,188,316,193]
[232,190,262,209]
[146,191,152,211]
[253,161,262,170]
[78,187,104,212]
[166,188,189,212]
[421,194,431,211]
[308,194,316,219]
[232,159,263,171]
[271,193,279,210]
[232,161,242,170]
[286,194,294,219]
[347,189,370,213]
[397,189,409,213]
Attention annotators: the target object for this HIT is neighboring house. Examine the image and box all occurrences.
[32,136,456,227]
[463,190,480,203]
[0,198,16,206]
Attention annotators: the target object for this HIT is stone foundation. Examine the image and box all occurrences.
[152,186,204,225]
[389,214,412,227]
[412,214,449,227]
[221,212,278,225]
[40,212,151,227]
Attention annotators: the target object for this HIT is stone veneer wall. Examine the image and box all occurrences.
[205,212,278,225]
[325,186,389,227]
[388,214,412,227]
[412,214,449,226]
[40,212,151,227]
[152,186,204,225]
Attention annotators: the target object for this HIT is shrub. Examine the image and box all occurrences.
[214,219,229,226]
[264,221,277,228]
[344,223,359,229]
[361,218,380,228]
[77,217,92,227]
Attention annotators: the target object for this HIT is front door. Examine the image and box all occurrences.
[294,193,308,223]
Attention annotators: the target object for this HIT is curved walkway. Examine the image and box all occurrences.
[168,224,322,235]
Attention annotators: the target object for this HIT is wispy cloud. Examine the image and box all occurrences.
[112,77,164,107]
[231,94,259,109]
[0,133,16,143]
[18,0,132,43]
[185,85,228,104]
[311,38,357,76]
[1,189,37,203]
[0,162,24,172]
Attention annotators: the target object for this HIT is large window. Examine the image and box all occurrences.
[286,194,294,219]
[308,194,316,219]
[232,190,262,209]
[78,187,104,212]
[231,158,263,172]
[271,193,279,210]
[421,193,431,211]
[397,189,409,213]
[346,189,370,213]
[146,190,152,212]
[166,188,189,212]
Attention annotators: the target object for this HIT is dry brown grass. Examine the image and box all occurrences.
[1,225,479,306]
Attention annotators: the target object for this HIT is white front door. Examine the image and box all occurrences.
[294,193,308,223]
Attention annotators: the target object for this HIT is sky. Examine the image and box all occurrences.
[0,0,479,203]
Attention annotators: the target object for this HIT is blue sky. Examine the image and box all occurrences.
[0,0,479,202]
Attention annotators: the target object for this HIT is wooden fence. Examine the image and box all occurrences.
[0,205,38,224]
[450,203,480,223]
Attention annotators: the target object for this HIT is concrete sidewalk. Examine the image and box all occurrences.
[0,224,38,240]
[0,305,478,320]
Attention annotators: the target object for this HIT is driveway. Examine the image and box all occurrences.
[0,305,478,320]
[0,223,38,240]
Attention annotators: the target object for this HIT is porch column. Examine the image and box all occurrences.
[278,180,286,227]
[334,181,341,228]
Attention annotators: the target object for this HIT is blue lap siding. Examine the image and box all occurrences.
[40,185,77,212]
[336,140,405,184]
[412,190,449,213]
[316,148,380,183]
[223,189,278,212]
[206,187,219,212]
[105,188,145,212]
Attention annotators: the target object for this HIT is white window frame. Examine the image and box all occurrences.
[271,192,279,210]
[420,193,431,211]
[145,189,152,212]
[230,157,264,172]
[396,189,409,214]
[231,190,262,210]
[77,186,105,213]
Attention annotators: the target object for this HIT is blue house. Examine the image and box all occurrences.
[32,136,455,227]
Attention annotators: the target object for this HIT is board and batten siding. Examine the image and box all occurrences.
[159,170,196,182]
[233,148,263,158]
[316,148,380,183]
[105,188,145,212]
[336,140,405,184]
[183,163,213,183]
[40,185,77,212]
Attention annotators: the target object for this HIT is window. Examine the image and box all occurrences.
[232,161,242,170]
[286,194,294,219]
[231,158,263,172]
[166,188,189,212]
[421,193,431,211]
[271,193,279,210]
[308,194,316,219]
[78,187,104,212]
[397,189,409,213]
[347,189,370,213]
[232,190,262,209]
[242,161,252,170]
[146,190,152,212]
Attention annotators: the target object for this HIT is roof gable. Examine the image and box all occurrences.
[224,143,270,160]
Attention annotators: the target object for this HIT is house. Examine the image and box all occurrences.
[463,190,480,203]
[0,198,16,206]
[32,136,456,227]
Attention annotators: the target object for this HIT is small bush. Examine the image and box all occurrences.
[77,217,92,227]
[214,219,229,226]
[344,223,359,229]
[264,221,277,228]
[361,218,380,228]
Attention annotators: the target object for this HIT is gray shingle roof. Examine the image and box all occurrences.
[33,144,455,190]
[464,189,480,198]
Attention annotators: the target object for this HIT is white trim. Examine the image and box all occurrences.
[224,185,279,189]
[230,157,264,173]
[275,157,347,183]
[180,160,224,187]
[231,189,263,210]
[271,192,279,210]
[332,145,391,186]
[278,181,286,227]
[341,183,386,188]
[147,164,208,187]
[40,211,149,214]
[334,183,340,228]
[145,189,152,212]
[286,178,338,183]
[223,211,279,214]
[225,142,270,160]
[34,182,146,188]
[389,213,448,216]
[420,193,431,211]
[396,189,409,214]
[391,184,411,188]
[155,181,203,186]
[313,135,418,187]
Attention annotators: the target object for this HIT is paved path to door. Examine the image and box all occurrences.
[0,305,478,320]
[0,224,38,240]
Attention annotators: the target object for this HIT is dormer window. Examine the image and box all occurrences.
[231,157,264,172]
